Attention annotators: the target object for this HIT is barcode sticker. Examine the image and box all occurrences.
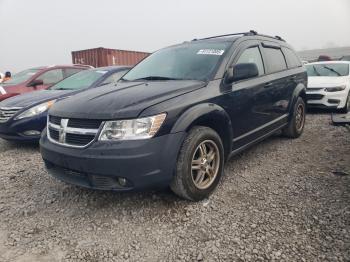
[197,49,225,55]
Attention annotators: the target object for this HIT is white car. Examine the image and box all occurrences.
[305,61,350,112]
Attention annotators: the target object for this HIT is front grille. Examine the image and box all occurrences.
[47,115,101,147]
[66,133,96,146]
[307,87,324,91]
[49,115,61,125]
[68,118,102,129]
[0,107,22,123]
[46,162,129,190]
[49,129,59,141]
[306,94,324,100]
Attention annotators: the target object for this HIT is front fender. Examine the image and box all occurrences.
[171,103,233,160]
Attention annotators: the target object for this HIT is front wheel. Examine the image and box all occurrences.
[339,92,350,113]
[282,97,306,138]
[170,126,224,201]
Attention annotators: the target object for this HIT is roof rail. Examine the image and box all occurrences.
[192,31,254,41]
[192,30,285,42]
[73,64,95,68]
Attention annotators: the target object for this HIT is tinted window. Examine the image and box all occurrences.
[236,47,264,76]
[263,47,287,73]
[306,63,349,77]
[123,42,231,81]
[37,69,64,85]
[100,70,129,85]
[2,68,40,85]
[63,68,84,78]
[282,48,301,68]
[50,69,108,90]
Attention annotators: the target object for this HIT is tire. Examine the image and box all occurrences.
[282,97,306,138]
[339,91,350,113]
[170,126,224,201]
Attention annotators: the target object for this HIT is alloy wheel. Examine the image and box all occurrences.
[295,103,305,132]
[191,140,220,190]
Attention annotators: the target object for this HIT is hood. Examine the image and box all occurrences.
[0,90,72,108]
[0,83,21,93]
[50,80,206,119]
[307,76,349,88]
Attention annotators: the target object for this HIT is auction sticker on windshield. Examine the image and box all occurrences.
[197,49,225,55]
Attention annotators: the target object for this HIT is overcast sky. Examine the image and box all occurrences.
[1,0,350,72]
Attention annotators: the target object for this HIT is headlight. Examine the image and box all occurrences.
[325,85,346,92]
[99,113,167,141]
[15,100,55,120]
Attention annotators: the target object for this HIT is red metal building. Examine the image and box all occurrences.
[71,47,150,67]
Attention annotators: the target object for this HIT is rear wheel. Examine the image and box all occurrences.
[282,97,306,138]
[170,126,224,201]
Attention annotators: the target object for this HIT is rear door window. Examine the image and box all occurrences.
[36,69,64,85]
[262,46,287,73]
[282,47,302,69]
[236,47,265,76]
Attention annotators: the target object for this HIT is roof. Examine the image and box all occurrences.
[191,31,286,44]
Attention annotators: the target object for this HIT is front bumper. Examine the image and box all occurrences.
[40,131,186,191]
[306,89,348,109]
[0,113,47,142]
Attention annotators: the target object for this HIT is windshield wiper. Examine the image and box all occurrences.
[131,76,183,81]
[51,88,71,90]
[322,66,341,76]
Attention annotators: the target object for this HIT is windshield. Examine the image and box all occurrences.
[122,42,231,81]
[306,63,349,77]
[2,68,40,85]
[50,69,108,90]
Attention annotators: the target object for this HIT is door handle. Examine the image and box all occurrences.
[264,82,273,88]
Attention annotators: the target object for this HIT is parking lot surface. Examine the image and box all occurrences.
[0,114,349,262]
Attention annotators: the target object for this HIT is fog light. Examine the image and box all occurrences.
[118,178,127,187]
[328,99,340,104]
[22,130,41,136]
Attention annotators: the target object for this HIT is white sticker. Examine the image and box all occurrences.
[0,86,6,95]
[96,71,108,74]
[197,49,225,56]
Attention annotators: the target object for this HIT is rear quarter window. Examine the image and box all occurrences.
[282,47,302,69]
[263,46,287,74]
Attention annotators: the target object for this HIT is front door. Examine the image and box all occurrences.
[223,42,276,149]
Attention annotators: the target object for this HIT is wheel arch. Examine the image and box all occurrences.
[171,103,233,161]
[289,83,307,120]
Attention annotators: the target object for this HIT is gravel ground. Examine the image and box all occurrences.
[0,113,349,262]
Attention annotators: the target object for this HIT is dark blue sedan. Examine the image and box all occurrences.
[0,66,130,142]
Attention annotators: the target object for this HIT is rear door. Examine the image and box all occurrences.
[260,42,291,119]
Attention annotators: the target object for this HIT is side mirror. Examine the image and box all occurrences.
[28,79,44,87]
[225,63,259,84]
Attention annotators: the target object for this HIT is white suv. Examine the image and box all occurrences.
[305,61,350,113]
